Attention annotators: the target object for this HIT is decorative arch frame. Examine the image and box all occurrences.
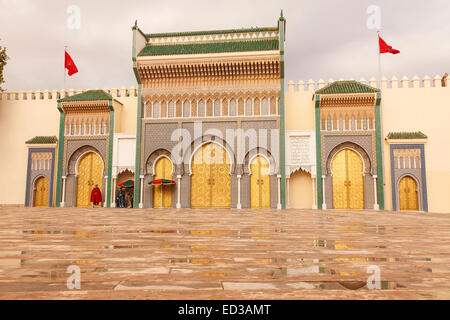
[145,148,174,175]
[244,147,277,175]
[325,142,372,176]
[396,173,422,211]
[31,174,50,207]
[187,138,234,175]
[67,145,106,176]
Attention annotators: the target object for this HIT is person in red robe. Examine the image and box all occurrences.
[90,184,102,207]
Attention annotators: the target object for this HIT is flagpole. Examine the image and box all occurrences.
[64,46,67,90]
[377,30,382,87]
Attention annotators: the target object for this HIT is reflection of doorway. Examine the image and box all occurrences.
[332,149,364,209]
[34,176,49,207]
[191,143,230,208]
[250,156,270,208]
[399,176,419,211]
[76,152,103,207]
[153,157,172,208]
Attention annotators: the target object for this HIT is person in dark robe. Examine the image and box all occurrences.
[117,187,125,208]
[90,184,102,208]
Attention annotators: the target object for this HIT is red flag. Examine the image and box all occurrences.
[379,36,400,54]
[64,51,78,76]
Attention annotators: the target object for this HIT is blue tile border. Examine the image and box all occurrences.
[390,144,427,211]
[25,148,56,207]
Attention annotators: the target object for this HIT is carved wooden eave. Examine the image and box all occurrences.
[319,93,376,108]
[61,100,111,113]
[137,56,280,81]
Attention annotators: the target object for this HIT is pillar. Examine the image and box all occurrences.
[103,176,108,207]
[312,176,317,209]
[139,175,144,208]
[277,174,282,210]
[111,176,117,208]
[176,174,181,208]
[286,176,290,209]
[61,176,67,207]
[236,174,242,209]
[321,175,327,209]
[373,175,379,210]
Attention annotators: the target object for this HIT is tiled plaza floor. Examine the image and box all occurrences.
[0,206,449,299]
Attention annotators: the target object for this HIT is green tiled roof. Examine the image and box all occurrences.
[26,136,58,144]
[386,131,427,139]
[58,90,113,102]
[316,80,380,94]
[145,27,278,38]
[138,39,279,56]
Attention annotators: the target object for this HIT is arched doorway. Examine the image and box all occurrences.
[76,152,103,207]
[191,142,230,208]
[34,176,49,207]
[250,156,270,208]
[399,176,419,211]
[332,149,364,209]
[153,157,172,208]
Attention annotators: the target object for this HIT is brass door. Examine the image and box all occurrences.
[153,157,172,208]
[191,143,230,208]
[399,176,419,211]
[332,149,364,209]
[250,156,270,208]
[34,176,49,207]
[76,152,103,207]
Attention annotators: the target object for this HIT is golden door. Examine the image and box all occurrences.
[153,157,172,208]
[191,143,230,208]
[76,152,103,207]
[34,176,49,207]
[332,149,364,209]
[250,156,270,208]
[399,176,419,211]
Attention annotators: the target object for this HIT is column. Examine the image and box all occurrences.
[103,176,108,207]
[176,174,181,208]
[286,176,290,209]
[61,176,67,207]
[373,175,379,210]
[139,175,144,208]
[277,174,282,210]
[312,176,317,209]
[236,175,242,209]
[321,175,327,209]
[111,176,117,208]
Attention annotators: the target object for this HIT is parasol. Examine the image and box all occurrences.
[148,179,175,185]
[148,179,175,208]
[118,179,134,187]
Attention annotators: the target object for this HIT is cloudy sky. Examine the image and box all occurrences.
[0,0,449,90]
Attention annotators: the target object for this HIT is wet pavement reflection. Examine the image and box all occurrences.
[0,207,449,299]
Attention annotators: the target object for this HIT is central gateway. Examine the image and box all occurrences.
[133,16,285,209]
[191,143,231,208]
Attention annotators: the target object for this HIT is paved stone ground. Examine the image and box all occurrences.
[0,206,449,300]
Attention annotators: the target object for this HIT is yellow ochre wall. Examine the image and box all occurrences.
[0,88,137,206]
[381,85,450,213]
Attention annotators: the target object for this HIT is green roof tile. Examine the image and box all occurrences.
[58,90,113,103]
[26,136,58,144]
[316,80,380,94]
[386,131,427,139]
[145,27,278,38]
[138,39,279,56]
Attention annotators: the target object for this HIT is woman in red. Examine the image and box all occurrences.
[90,184,102,208]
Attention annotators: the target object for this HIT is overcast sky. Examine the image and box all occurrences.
[0,0,449,90]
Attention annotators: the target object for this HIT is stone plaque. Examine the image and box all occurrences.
[290,136,310,165]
